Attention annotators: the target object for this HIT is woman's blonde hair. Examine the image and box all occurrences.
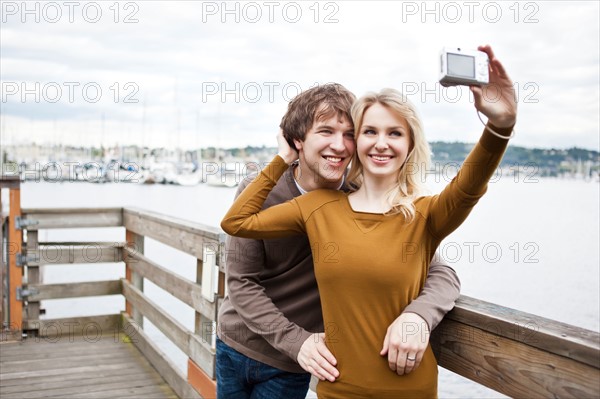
[347,88,431,222]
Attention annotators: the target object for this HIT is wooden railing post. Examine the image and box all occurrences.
[0,178,23,339]
[125,230,144,328]
[187,237,224,399]
[0,189,5,331]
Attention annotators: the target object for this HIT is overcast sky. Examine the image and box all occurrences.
[1,0,599,151]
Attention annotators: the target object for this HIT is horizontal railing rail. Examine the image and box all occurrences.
[432,296,600,398]
[123,207,224,271]
[123,247,217,322]
[20,207,123,230]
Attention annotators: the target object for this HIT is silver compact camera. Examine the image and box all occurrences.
[439,47,489,87]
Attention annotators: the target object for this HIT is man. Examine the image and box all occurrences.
[216,83,460,398]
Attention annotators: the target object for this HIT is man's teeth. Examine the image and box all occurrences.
[325,157,342,162]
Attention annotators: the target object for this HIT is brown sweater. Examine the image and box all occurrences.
[217,167,461,374]
[221,126,510,397]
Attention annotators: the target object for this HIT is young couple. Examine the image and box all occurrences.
[218,45,516,398]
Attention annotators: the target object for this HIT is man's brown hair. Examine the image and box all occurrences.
[280,83,355,150]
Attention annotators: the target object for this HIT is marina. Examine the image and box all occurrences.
[2,142,599,187]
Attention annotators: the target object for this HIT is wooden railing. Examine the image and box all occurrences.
[431,296,599,397]
[1,196,599,398]
[0,200,225,399]
[121,207,225,399]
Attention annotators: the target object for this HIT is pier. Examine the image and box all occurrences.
[1,177,599,398]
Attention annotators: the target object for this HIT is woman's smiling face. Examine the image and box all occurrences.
[356,102,413,184]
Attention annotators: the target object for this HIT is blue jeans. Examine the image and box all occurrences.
[216,338,310,399]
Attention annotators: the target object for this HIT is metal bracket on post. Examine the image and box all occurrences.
[16,286,39,301]
[201,245,217,302]
[218,232,227,273]
[16,253,39,267]
[15,217,39,230]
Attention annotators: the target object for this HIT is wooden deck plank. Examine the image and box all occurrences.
[2,374,166,399]
[0,370,151,394]
[0,349,128,364]
[0,366,144,388]
[1,335,125,355]
[56,383,176,399]
[121,391,179,399]
[1,344,127,362]
[0,334,178,398]
[0,362,143,382]
[0,332,130,351]
[0,351,141,373]
[0,339,123,354]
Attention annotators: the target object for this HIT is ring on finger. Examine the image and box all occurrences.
[406,355,416,362]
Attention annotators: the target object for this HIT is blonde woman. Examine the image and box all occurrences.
[221,45,516,398]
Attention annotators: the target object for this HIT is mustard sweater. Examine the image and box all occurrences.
[221,126,510,398]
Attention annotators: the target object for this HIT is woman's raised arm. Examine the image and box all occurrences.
[220,132,305,239]
[425,45,517,239]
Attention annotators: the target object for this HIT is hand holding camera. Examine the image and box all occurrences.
[440,45,517,129]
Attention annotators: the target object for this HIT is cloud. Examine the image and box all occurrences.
[1,0,598,150]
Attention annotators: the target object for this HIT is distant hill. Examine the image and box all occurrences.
[429,142,599,177]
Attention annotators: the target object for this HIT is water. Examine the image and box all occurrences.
[12,176,600,398]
